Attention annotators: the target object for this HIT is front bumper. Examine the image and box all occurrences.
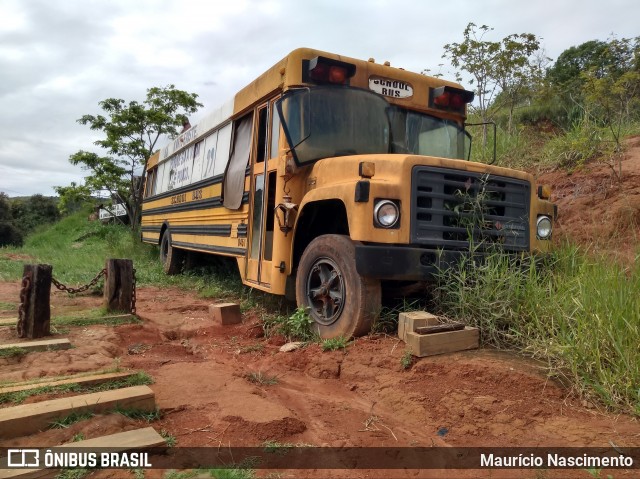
[355,244,525,281]
[355,244,461,280]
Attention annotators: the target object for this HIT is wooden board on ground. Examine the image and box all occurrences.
[397,311,439,341]
[0,427,165,479]
[404,327,479,357]
[0,371,140,395]
[0,338,71,353]
[0,385,155,440]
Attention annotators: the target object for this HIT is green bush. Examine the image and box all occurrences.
[434,244,640,415]
[0,221,23,247]
[263,307,316,342]
[541,123,614,169]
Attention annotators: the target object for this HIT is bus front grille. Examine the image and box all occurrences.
[410,166,530,251]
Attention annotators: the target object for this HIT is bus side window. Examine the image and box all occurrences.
[145,168,156,198]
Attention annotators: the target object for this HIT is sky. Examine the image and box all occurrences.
[0,0,638,197]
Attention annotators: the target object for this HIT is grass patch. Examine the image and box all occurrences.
[434,243,640,415]
[239,343,264,354]
[112,406,162,422]
[49,410,95,429]
[373,298,425,334]
[321,336,349,351]
[262,307,316,342]
[400,350,413,370]
[52,307,141,327]
[244,371,278,386]
[55,469,90,479]
[0,301,16,312]
[160,429,177,447]
[0,359,124,388]
[0,371,153,405]
[0,346,28,359]
[0,382,82,405]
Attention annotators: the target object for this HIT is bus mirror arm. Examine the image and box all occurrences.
[465,121,497,165]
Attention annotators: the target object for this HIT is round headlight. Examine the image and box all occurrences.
[374,200,400,228]
[537,215,552,239]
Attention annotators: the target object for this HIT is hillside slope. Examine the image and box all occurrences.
[539,136,640,264]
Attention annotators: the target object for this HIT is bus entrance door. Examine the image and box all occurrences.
[246,102,278,288]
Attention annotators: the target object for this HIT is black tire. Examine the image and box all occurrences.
[160,229,183,275]
[296,234,381,339]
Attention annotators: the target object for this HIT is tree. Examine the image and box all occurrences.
[443,23,501,130]
[547,37,640,124]
[54,182,93,215]
[0,193,23,247]
[493,34,545,133]
[70,85,202,229]
[582,67,640,180]
[442,23,542,141]
[10,195,60,233]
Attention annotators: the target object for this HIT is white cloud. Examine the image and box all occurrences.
[0,0,639,196]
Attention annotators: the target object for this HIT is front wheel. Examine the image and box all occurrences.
[160,229,183,275]
[296,234,381,339]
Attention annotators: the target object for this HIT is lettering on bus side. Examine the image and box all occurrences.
[173,125,199,151]
[170,193,187,205]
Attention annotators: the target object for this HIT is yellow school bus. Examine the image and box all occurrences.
[141,48,556,338]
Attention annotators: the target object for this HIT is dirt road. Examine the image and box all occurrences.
[1,282,639,478]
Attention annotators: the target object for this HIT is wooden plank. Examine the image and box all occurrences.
[0,318,16,327]
[405,327,479,357]
[0,427,165,479]
[0,372,140,395]
[0,339,71,353]
[0,385,155,440]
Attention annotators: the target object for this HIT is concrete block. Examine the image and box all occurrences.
[209,303,241,325]
[398,311,439,340]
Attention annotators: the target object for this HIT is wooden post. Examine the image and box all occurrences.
[20,264,52,339]
[103,259,133,314]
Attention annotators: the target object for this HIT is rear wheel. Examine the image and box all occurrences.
[160,229,183,275]
[296,234,380,339]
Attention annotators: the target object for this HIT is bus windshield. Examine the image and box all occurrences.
[277,87,390,165]
[277,86,471,165]
[388,107,471,160]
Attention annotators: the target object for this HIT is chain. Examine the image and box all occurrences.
[51,268,107,295]
[17,271,32,338]
[131,268,137,315]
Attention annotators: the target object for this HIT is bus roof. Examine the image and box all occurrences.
[233,47,464,115]
[152,47,467,167]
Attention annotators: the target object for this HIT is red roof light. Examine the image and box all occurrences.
[305,56,356,85]
[429,86,474,113]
